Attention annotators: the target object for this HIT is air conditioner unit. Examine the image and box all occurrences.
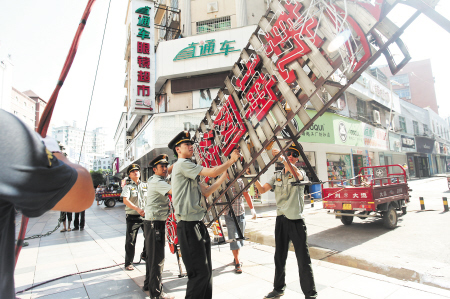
[329,100,342,111]
[207,2,218,13]
[373,110,381,124]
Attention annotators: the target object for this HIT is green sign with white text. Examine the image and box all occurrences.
[173,39,240,61]
[295,110,364,146]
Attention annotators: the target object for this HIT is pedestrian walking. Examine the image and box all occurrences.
[73,211,85,231]
[255,145,317,299]
[168,131,240,299]
[223,175,256,273]
[121,163,147,271]
[0,110,94,298]
[142,154,174,299]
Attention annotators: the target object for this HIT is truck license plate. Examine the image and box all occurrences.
[343,204,352,210]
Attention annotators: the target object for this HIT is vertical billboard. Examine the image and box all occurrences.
[130,0,156,114]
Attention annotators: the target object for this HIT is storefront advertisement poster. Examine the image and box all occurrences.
[401,135,416,150]
[296,110,335,144]
[333,117,364,146]
[415,136,435,154]
[363,124,387,150]
[389,132,402,152]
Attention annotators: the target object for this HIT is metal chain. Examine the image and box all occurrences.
[23,215,63,240]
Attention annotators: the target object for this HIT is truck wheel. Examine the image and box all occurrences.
[383,205,398,229]
[105,198,116,208]
[340,211,354,225]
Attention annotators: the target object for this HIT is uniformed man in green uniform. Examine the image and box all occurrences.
[121,163,147,271]
[142,154,174,299]
[168,131,240,299]
[255,145,317,299]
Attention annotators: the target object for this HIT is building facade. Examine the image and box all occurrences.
[379,59,439,114]
[10,88,36,128]
[52,123,109,170]
[117,0,450,203]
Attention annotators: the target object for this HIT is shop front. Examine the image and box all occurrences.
[293,110,366,186]
[413,136,435,177]
[400,135,421,178]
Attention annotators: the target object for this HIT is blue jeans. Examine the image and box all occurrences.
[224,214,246,250]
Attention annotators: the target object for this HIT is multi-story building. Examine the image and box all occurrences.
[52,123,109,170]
[93,151,115,172]
[379,59,439,114]
[119,0,262,181]
[10,88,36,128]
[8,89,47,130]
[23,90,47,131]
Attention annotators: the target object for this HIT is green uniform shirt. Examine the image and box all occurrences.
[267,168,307,220]
[172,158,205,221]
[121,180,148,215]
[145,175,172,221]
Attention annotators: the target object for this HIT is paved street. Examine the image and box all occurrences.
[246,176,450,291]
[13,177,450,298]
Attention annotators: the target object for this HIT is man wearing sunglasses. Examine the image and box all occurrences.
[255,144,317,299]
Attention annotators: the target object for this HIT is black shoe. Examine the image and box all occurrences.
[80,227,84,231]
[140,252,147,262]
[264,289,284,298]
[72,227,79,231]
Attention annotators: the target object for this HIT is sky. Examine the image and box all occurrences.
[0,0,450,149]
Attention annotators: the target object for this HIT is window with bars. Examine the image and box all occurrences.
[196,16,231,34]
[399,116,407,133]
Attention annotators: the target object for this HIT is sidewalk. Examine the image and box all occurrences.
[14,203,450,299]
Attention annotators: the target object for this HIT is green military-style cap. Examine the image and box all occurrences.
[168,131,192,150]
[127,163,141,175]
[150,154,169,168]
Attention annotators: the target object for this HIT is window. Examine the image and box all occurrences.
[413,121,419,135]
[399,116,407,132]
[390,74,409,85]
[196,16,231,34]
[356,98,366,116]
[394,88,411,99]
[423,124,429,135]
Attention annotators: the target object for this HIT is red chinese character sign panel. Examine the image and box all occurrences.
[191,0,395,184]
[213,96,247,155]
[130,0,155,114]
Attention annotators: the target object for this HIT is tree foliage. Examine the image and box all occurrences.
[90,170,106,188]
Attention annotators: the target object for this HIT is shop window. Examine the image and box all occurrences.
[413,121,419,135]
[326,154,352,187]
[399,116,407,133]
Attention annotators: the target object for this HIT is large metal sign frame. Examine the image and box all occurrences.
[186,0,447,243]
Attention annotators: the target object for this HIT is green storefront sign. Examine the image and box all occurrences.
[173,39,240,61]
[295,110,364,146]
[295,110,334,144]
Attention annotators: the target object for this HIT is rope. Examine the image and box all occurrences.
[78,0,112,164]
[15,0,98,267]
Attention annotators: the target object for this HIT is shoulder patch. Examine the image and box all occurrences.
[45,148,54,167]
